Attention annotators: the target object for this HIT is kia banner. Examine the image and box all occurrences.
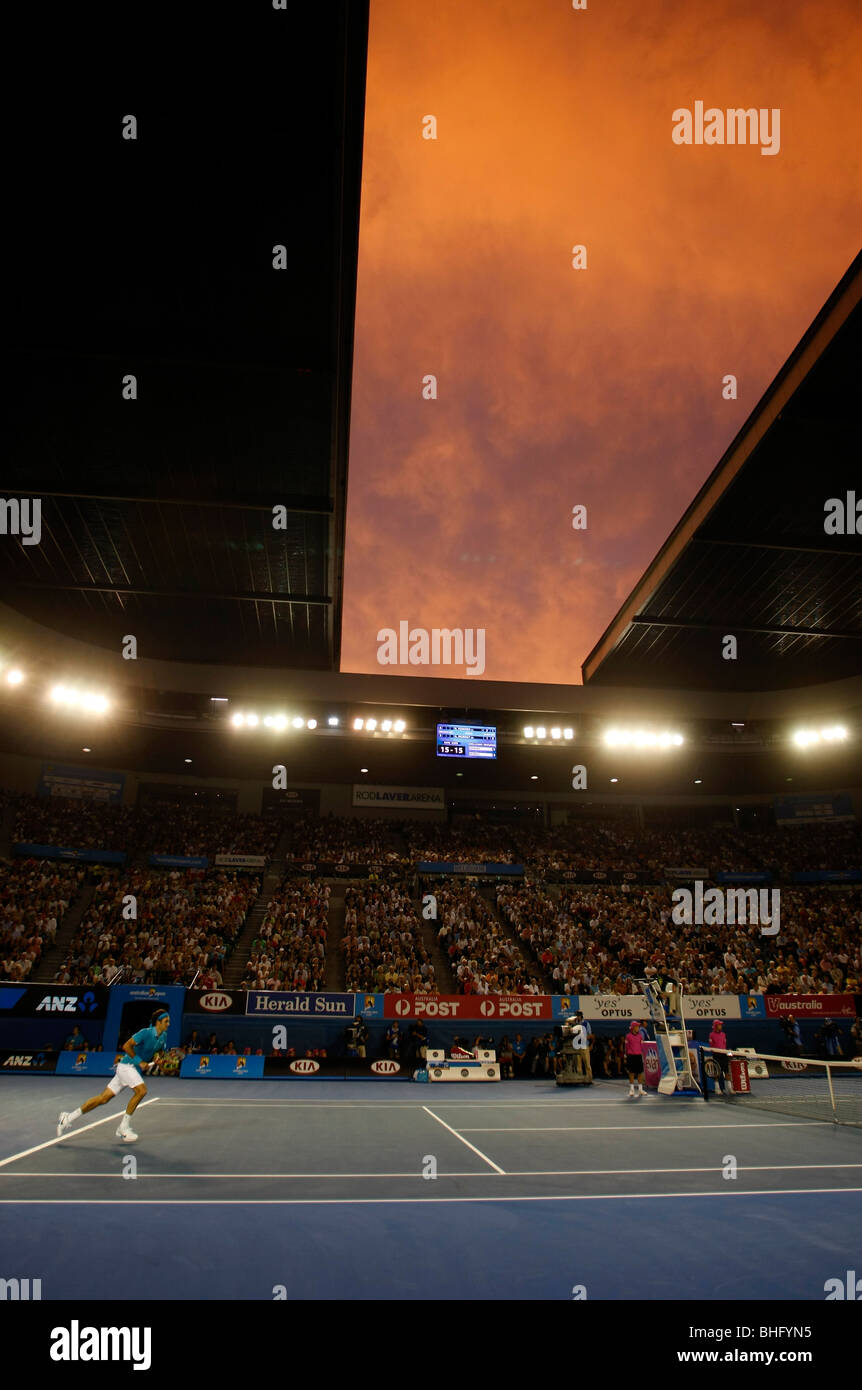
[184,990,246,1016]
[264,1056,409,1079]
[381,993,551,1020]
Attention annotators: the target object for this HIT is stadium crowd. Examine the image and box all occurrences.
[54,866,260,986]
[434,882,541,994]
[403,821,518,864]
[288,815,405,864]
[11,793,282,860]
[242,878,330,991]
[496,882,862,996]
[0,859,82,980]
[342,884,436,992]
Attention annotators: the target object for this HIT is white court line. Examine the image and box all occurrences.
[422,1106,506,1175]
[150,1100,632,1108]
[3,1162,861,1179]
[459,1122,825,1132]
[2,1187,861,1205]
[0,1098,160,1169]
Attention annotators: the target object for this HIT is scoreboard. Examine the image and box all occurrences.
[436,723,497,759]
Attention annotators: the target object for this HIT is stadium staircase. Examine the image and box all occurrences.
[212,823,294,988]
[418,908,457,992]
[34,880,96,982]
[323,882,348,991]
[221,861,288,989]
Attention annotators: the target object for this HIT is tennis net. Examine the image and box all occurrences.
[702,1048,862,1128]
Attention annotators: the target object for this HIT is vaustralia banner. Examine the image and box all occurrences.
[353,785,446,809]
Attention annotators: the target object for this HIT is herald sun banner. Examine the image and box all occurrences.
[382,993,551,1019]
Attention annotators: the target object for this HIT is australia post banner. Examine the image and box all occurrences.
[382,993,551,1019]
[245,991,356,1017]
[764,994,856,1019]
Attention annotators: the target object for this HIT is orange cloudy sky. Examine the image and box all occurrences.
[341,0,862,685]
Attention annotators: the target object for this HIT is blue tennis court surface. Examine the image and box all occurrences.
[2,1077,860,1300]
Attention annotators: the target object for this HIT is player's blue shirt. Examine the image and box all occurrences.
[124,1026,168,1067]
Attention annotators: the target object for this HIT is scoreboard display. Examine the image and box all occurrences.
[436,723,497,760]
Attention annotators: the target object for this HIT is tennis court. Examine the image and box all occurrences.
[2,1075,860,1300]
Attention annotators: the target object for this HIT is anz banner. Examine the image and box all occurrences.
[180,1054,265,1079]
[0,985,108,1019]
[0,1049,58,1073]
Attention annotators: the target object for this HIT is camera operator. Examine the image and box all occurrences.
[569,1012,592,1082]
[345,1016,369,1059]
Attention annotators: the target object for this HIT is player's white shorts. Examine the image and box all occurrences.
[107,1062,145,1095]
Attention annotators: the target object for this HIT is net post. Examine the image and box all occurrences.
[826,1061,838,1122]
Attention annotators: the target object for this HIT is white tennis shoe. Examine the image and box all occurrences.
[116,1124,138,1142]
[57,1112,72,1137]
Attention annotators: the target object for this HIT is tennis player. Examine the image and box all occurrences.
[56,1008,171,1143]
